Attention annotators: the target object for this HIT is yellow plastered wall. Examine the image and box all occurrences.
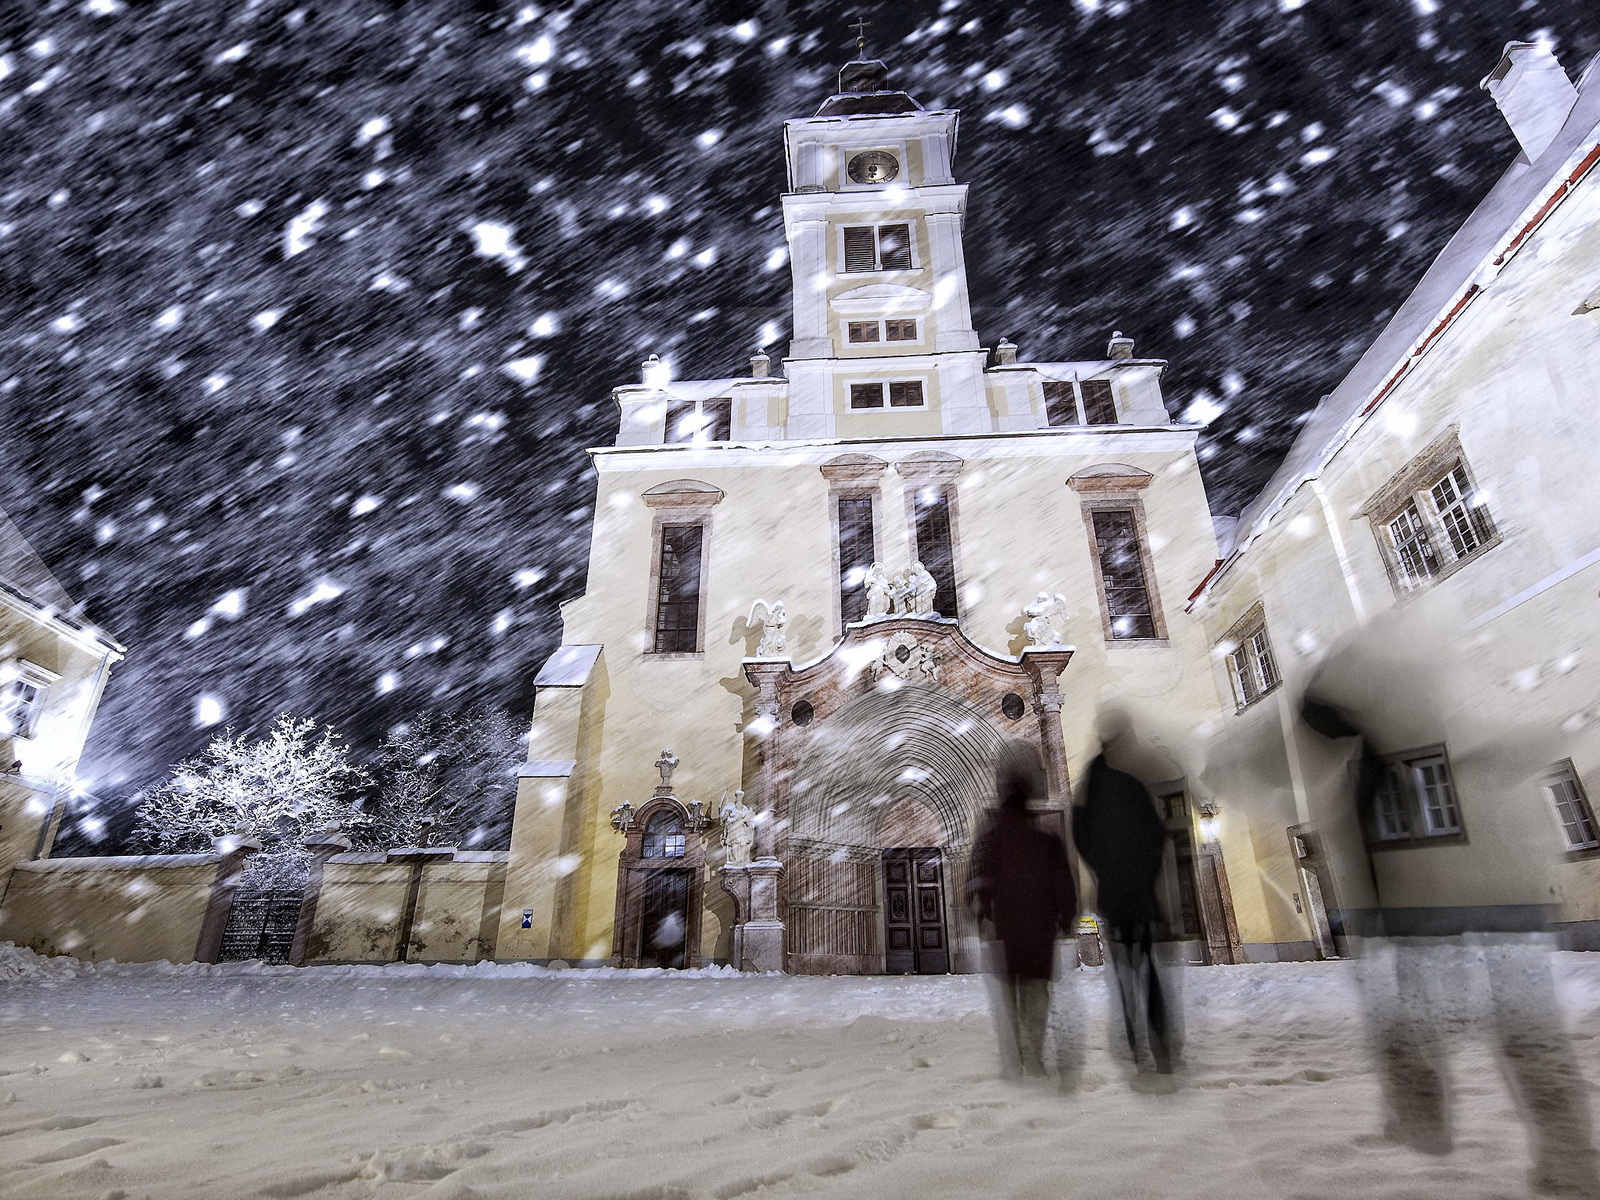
[306,858,506,964]
[531,432,1252,962]
[0,859,214,962]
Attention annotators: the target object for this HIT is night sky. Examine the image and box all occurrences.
[3,0,1597,845]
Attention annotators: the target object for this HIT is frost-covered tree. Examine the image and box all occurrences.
[132,714,371,885]
[367,707,523,851]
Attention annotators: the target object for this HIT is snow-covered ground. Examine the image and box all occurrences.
[4,945,1600,1199]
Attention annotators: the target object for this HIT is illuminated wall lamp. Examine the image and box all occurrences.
[1198,803,1222,843]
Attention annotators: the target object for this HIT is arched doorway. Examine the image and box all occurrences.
[612,796,708,968]
[739,618,1075,975]
[785,685,1005,975]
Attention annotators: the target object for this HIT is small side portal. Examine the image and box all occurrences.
[883,848,950,975]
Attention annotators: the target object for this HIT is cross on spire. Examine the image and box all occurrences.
[848,16,871,59]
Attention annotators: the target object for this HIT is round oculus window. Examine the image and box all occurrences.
[847,150,900,185]
[792,699,815,726]
[1001,693,1026,721]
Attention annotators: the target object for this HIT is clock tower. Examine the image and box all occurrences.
[780,52,987,439]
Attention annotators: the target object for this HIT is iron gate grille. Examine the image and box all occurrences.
[217,890,302,963]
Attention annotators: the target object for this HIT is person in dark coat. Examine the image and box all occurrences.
[1073,751,1174,1074]
[967,740,1076,1079]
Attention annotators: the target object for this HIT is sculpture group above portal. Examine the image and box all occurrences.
[863,561,940,620]
[872,630,942,684]
[1022,592,1072,649]
[747,599,788,658]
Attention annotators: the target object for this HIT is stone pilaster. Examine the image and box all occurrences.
[1020,648,1074,804]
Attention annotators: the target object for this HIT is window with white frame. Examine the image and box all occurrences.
[1,665,50,740]
[1041,379,1119,427]
[1359,431,1498,593]
[848,380,925,410]
[841,222,915,273]
[1543,763,1600,852]
[1220,604,1281,711]
[1367,746,1465,846]
[846,318,919,344]
[663,396,732,444]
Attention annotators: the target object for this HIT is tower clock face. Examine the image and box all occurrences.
[847,150,900,185]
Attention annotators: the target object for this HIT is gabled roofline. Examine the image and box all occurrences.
[1191,55,1600,610]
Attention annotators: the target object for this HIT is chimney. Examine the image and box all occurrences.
[994,338,1018,366]
[1107,330,1135,360]
[749,349,770,378]
[1481,41,1578,161]
[641,353,670,389]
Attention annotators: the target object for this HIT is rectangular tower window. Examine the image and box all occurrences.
[836,495,877,625]
[884,319,918,341]
[1042,381,1079,426]
[911,489,958,618]
[841,223,914,272]
[1080,380,1118,425]
[849,383,884,410]
[888,380,924,407]
[1090,509,1158,639]
[847,321,880,343]
[652,524,705,654]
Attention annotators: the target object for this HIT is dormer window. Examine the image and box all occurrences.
[842,223,914,273]
[664,397,733,444]
[1042,379,1119,426]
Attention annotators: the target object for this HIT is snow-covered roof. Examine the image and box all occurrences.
[0,509,76,613]
[1223,52,1600,562]
[534,644,601,687]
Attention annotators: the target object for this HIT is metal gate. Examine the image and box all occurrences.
[217,890,302,963]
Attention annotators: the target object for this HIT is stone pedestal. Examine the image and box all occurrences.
[719,857,785,972]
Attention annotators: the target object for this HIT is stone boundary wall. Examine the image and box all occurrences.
[0,853,220,962]
[0,849,507,966]
[305,853,507,965]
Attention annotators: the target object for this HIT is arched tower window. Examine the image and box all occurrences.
[642,810,686,859]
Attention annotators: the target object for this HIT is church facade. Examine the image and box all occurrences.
[498,56,1248,973]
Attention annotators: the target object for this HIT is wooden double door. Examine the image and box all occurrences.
[882,849,950,975]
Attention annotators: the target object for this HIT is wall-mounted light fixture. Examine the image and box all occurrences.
[1198,802,1222,844]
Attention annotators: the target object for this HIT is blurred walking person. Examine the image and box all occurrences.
[1074,748,1174,1074]
[967,740,1076,1080]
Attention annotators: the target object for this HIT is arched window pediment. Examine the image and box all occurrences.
[831,283,932,317]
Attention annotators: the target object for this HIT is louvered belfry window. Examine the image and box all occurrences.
[653,524,705,653]
[1091,509,1157,639]
[842,223,913,272]
[837,495,876,625]
[912,489,958,618]
[1080,380,1118,424]
[843,226,877,272]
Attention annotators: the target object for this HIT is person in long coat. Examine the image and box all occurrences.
[967,741,1076,1078]
[1074,751,1173,1073]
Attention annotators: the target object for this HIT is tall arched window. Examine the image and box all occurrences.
[642,810,686,859]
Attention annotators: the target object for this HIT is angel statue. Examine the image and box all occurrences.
[1023,591,1070,647]
[748,598,787,657]
[864,562,893,618]
[909,561,939,617]
[720,788,756,866]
